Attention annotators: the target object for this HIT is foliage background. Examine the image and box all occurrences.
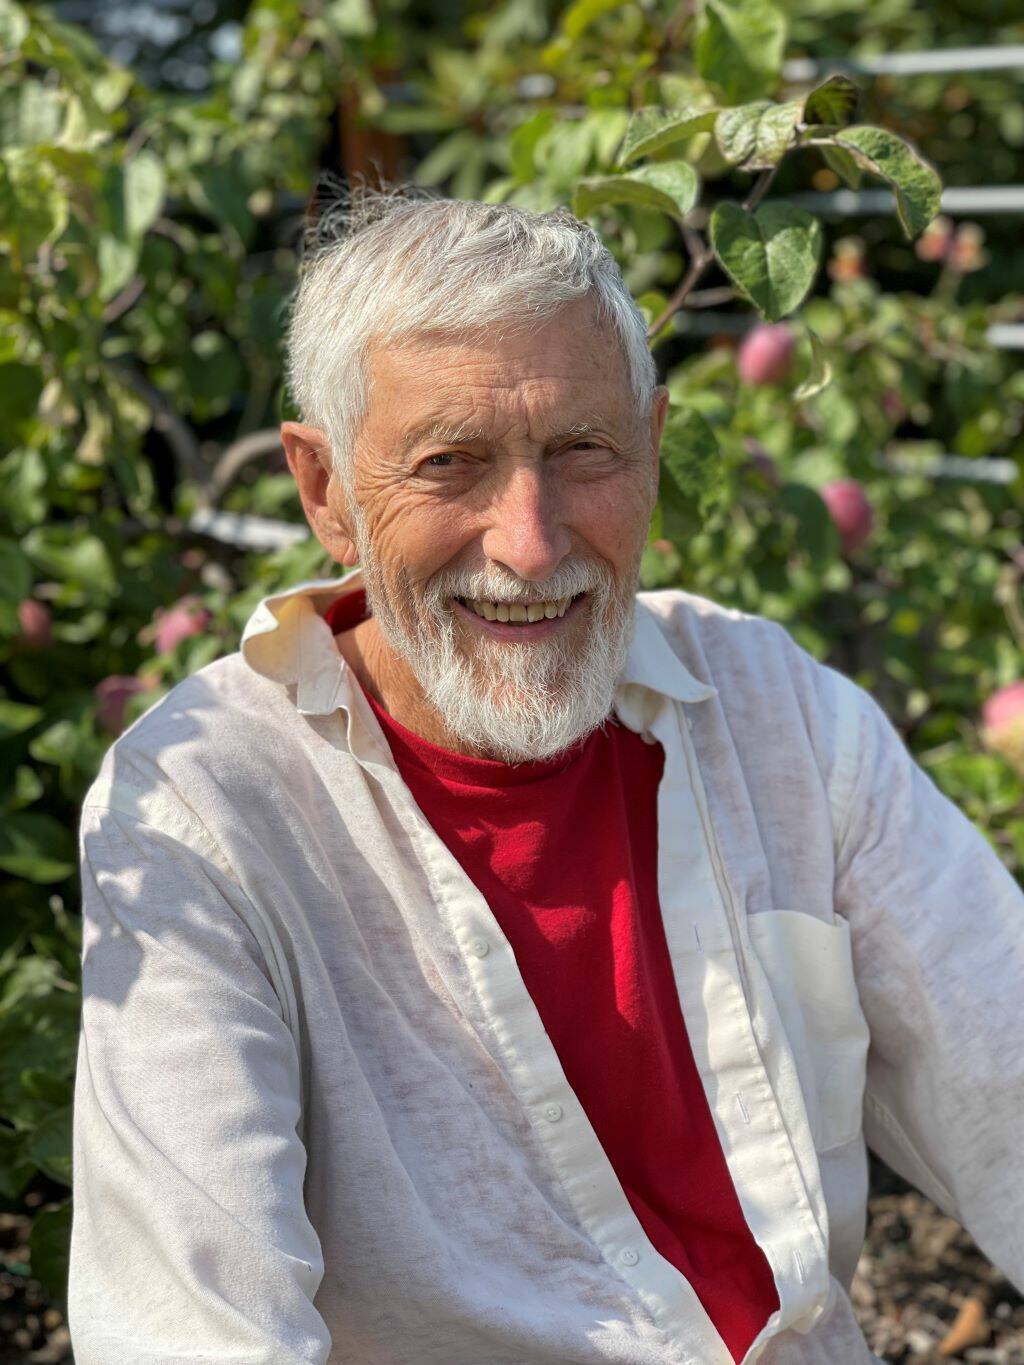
[0,0,1022,1350]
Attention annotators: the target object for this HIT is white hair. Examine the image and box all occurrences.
[285,181,657,485]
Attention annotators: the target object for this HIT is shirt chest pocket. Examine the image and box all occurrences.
[746,909,871,1153]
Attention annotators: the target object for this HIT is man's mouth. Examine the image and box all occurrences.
[453,592,586,624]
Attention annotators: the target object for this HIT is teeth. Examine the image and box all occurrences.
[459,595,579,624]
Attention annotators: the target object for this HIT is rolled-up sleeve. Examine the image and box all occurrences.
[69,800,331,1365]
[823,665,1024,1289]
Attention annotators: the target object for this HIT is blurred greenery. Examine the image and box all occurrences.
[0,0,1022,1334]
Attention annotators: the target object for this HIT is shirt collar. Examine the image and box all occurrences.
[239,568,717,720]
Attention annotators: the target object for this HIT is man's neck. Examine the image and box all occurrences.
[335,616,489,757]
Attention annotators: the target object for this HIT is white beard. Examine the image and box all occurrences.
[351,518,638,763]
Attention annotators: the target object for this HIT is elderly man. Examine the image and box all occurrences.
[69,188,1023,1365]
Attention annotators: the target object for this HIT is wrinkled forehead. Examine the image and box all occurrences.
[361,303,639,441]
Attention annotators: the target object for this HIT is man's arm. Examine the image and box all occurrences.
[822,664,1024,1288]
[69,799,331,1365]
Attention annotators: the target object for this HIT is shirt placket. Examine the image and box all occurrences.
[342,694,737,1365]
[645,695,834,1363]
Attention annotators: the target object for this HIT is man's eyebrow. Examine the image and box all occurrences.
[397,414,619,456]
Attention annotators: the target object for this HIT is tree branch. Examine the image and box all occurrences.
[207,429,286,503]
[108,362,209,490]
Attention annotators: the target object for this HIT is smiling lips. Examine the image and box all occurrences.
[456,594,582,624]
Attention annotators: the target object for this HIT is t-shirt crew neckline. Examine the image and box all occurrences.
[323,585,599,788]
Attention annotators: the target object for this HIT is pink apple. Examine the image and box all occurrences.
[151,596,211,654]
[982,682,1024,776]
[17,598,52,649]
[94,674,156,736]
[820,479,874,555]
[737,324,795,386]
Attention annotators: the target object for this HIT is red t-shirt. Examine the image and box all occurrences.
[325,591,779,1361]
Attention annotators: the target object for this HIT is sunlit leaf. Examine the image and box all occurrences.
[715,99,801,168]
[803,74,859,128]
[574,161,699,222]
[833,125,942,237]
[710,200,822,320]
[618,105,719,166]
[695,0,787,104]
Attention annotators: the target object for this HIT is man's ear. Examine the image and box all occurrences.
[280,422,359,567]
[650,385,670,451]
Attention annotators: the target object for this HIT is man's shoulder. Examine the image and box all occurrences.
[82,650,301,840]
[634,586,863,746]
[635,586,803,675]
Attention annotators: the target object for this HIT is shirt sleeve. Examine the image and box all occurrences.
[823,665,1024,1291]
[69,799,331,1365]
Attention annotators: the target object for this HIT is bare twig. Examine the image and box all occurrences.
[102,275,146,324]
[207,429,286,503]
[686,285,737,308]
[108,361,209,489]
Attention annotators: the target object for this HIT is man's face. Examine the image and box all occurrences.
[341,297,667,760]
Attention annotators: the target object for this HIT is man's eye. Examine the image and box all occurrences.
[423,453,455,468]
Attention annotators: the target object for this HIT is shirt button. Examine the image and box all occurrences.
[619,1247,640,1266]
[469,938,490,958]
[543,1103,563,1123]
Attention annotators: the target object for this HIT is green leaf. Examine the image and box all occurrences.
[832,125,941,238]
[780,482,838,567]
[618,105,719,166]
[792,326,833,400]
[660,407,725,516]
[509,110,555,181]
[695,0,787,104]
[715,99,801,168]
[23,1105,72,1186]
[0,449,45,534]
[560,0,625,40]
[28,1200,72,1301]
[0,84,65,150]
[803,75,859,128]
[0,0,28,49]
[574,161,699,222]
[22,528,116,599]
[97,232,137,300]
[0,537,31,603]
[0,810,75,882]
[820,144,863,189]
[0,700,43,739]
[0,150,68,264]
[325,0,376,36]
[709,200,822,320]
[123,151,165,239]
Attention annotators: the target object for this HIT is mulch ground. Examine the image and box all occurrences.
[2,1159,1022,1363]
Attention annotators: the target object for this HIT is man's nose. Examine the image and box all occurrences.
[480,464,572,583]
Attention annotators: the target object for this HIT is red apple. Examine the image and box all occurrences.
[737,324,795,386]
[94,674,156,736]
[17,598,52,649]
[151,596,211,654]
[820,479,874,555]
[982,682,1024,776]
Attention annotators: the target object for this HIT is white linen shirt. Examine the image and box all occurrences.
[69,570,1024,1365]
